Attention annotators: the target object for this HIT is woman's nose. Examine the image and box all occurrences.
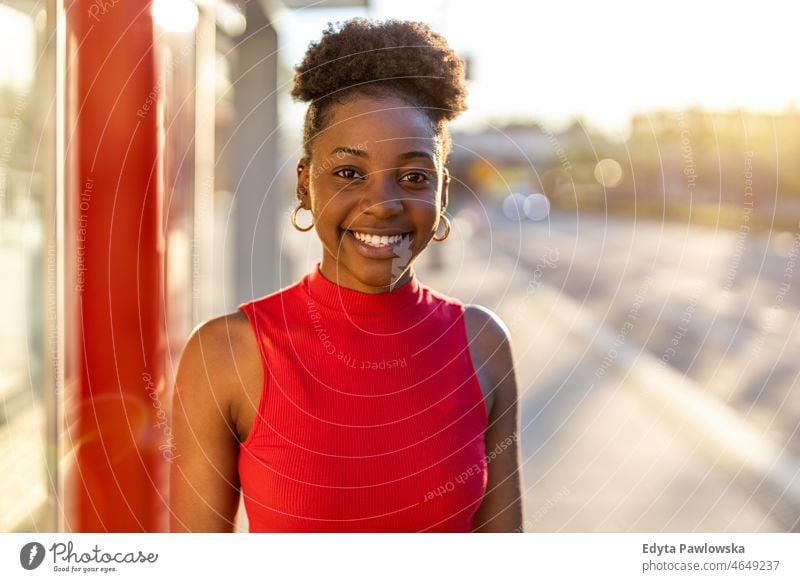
[362,175,404,217]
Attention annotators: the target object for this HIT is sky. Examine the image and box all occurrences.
[1,0,797,136]
[279,0,800,135]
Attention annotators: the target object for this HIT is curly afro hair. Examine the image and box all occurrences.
[291,18,468,162]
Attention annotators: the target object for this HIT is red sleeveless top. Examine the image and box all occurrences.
[237,263,488,532]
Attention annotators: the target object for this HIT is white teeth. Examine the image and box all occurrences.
[351,231,410,247]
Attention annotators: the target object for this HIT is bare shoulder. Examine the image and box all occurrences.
[464,304,510,339]
[186,310,257,354]
[463,304,513,361]
[463,304,517,414]
[175,310,261,418]
[463,306,522,532]
[170,310,260,532]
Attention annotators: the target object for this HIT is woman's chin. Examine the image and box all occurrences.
[357,262,410,290]
[330,257,410,292]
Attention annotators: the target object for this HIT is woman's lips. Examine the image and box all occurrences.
[343,229,414,259]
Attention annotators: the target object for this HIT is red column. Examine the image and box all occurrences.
[64,0,167,531]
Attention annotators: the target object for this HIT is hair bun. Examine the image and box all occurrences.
[291,18,467,122]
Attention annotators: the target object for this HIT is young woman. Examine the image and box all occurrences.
[170,18,522,533]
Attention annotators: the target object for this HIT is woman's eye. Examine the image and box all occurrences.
[334,168,363,180]
[400,171,430,184]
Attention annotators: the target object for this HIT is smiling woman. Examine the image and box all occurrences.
[169,18,523,533]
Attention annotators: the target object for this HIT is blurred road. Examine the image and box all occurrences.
[487,211,800,457]
[414,211,800,532]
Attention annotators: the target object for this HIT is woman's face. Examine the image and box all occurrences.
[297,93,449,294]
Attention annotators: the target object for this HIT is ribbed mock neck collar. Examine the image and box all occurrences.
[304,262,422,315]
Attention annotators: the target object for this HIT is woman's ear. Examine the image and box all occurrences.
[296,159,310,209]
[441,167,451,214]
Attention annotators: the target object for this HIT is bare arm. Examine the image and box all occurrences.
[169,313,258,532]
[465,305,524,533]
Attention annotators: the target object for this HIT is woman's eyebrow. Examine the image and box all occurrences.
[330,147,435,164]
[397,151,435,163]
[331,146,368,158]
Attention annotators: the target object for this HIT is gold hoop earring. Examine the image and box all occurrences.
[291,203,314,232]
[432,214,451,242]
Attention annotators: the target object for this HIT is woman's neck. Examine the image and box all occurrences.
[318,258,413,294]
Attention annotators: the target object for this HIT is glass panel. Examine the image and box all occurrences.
[0,2,53,532]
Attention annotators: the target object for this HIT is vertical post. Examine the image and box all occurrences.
[63,0,167,531]
[233,4,280,305]
[193,4,216,325]
[48,0,63,533]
